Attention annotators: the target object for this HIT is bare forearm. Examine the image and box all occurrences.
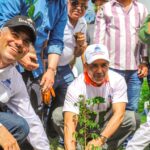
[64,112,78,150]
[101,111,125,139]
[48,53,60,70]
[64,124,76,150]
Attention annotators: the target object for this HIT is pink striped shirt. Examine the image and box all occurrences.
[94,0,148,70]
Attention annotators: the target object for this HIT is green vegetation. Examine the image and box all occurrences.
[50,79,150,150]
[73,95,105,150]
[138,78,150,123]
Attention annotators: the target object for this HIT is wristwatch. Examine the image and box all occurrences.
[99,134,108,145]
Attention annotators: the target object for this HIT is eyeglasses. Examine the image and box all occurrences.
[70,1,88,10]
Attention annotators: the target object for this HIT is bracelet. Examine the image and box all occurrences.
[99,134,108,145]
[47,66,56,74]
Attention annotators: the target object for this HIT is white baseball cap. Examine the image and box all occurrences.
[84,44,110,64]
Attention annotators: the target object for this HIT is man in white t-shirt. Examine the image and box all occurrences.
[0,16,50,150]
[63,44,140,150]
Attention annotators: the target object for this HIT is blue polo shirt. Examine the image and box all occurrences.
[0,0,67,78]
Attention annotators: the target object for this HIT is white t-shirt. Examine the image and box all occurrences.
[0,65,50,150]
[58,17,87,66]
[0,65,29,104]
[63,70,128,117]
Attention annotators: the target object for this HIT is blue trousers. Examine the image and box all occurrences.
[0,112,29,144]
[110,69,143,112]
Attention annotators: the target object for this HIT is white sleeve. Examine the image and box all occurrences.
[112,76,128,103]
[63,81,83,115]
[126,120,150,150]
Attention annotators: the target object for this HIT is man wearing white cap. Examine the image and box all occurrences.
[63,44,139,150]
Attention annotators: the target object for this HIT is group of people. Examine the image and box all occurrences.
[0,0,150,150]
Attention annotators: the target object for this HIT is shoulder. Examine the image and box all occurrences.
[108,70,126,87]
[68,74,85,91]
[76,17,87,33]
[78,17,87,27]
[134,1,148,12]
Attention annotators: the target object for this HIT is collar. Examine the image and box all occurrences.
[111,0,137,6]
[0,64,15,73]
[84,72,109,87]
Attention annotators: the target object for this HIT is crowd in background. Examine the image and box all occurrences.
[0,0,150,150]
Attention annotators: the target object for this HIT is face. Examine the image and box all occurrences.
[68,0,88,21]
[85,59,109,85]
[0,27,31,65]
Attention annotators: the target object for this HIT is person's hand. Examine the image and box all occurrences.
[42,87,55,105]
[40,68,55,92]
[18,44,39,71]
[0,125,20,150]
[85,138,103,150]
[75,32,86,46]
[18,52,39,71]
[138,63,148,78]
[74,32,87,57]
[74,44,87,57]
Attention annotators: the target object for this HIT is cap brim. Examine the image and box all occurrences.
[5,24,36,44]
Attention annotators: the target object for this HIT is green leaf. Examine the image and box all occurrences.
[28,5,35,18]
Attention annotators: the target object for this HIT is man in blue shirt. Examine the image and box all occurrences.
[0,0,67,110]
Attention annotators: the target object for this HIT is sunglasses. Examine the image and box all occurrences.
[70,0,88,10]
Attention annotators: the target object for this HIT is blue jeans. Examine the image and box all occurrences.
[0,112,29,144]
[110,69,143,112]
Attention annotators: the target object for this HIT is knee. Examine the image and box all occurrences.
[17,117,30,144]
[52,107,63,126]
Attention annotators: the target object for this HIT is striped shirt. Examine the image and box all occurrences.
[94,0,148,70]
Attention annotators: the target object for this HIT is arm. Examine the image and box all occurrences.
[138,9,149,78]
[74,33,87,57]
[40,3,67,92]
[0,124,20,150]
[138,56,149,78]
[18,44,39,71]
[86,102,126,149]
[40,54,59,92]
[64,112,78,150]
[100,102,126,139]
[0,0,27,27]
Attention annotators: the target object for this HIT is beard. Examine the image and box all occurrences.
[92,73,106,83]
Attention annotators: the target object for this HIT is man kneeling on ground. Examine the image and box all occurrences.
[54,44,140,150]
